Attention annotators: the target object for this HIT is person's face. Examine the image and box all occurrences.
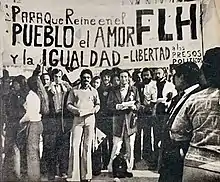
[120,72,129,86]
[43,75,51,85]
[13,81,21,91]
[54,71,62,84]
[155,69,165,81]
[142,71,152,84]
[102,75,111,86]
[112,76,120,86]
[92,78,101,89]
[82,73,92,87]
[173,73,184,92]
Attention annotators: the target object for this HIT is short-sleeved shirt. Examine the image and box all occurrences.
[67,84,100,112]
[171,87,220,152]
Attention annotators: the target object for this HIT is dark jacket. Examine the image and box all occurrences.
[44,81,73,133]
[5,90,27,135]
[159,86,202,177]
[107,85,140,137]
[96,84,113,130]
[3,89,28,151]
[97,84,112,115]
[6,90,27,120]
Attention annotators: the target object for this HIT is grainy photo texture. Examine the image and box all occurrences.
[0,0,219,182]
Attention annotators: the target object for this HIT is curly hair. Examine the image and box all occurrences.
[12,75,29,94]
[80,69,93,79]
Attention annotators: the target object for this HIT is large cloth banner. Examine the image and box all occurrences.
[1,0,202,72]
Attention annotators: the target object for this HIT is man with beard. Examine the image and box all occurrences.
[134,68,158,169]
[154,68,177,168]
[155,68,176,112]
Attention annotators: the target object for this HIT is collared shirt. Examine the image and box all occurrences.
[54,84,62,112]
[48,81,70,113]
[143,80,157,105]
[171,87,220,153]
[184,84,200,96]
[120,84,129,101]
[169,84,200,119]
[67,84,100,112]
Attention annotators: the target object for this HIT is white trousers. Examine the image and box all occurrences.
[68,115,95,182]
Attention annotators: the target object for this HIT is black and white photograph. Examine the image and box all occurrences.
[0,0,219,182]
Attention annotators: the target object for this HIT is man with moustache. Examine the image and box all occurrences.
[171,48,220,182]
[158,62,201,182]
[107,70,140,177]
[154,68,177,168]
[134,68,158,169]
[67,69,100,182]
[155,68,177,113]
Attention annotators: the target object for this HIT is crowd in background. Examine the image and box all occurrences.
[0,47,220,182]
[0,64,177,181]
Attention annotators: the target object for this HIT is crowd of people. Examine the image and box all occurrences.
[0,47,220,182]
